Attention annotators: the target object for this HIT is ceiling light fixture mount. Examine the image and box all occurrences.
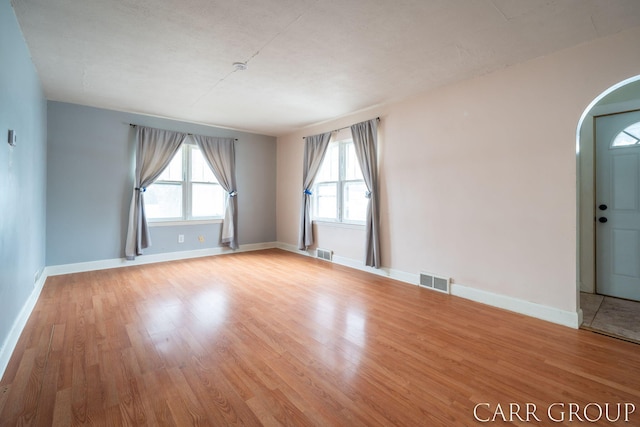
[232,62,248,71]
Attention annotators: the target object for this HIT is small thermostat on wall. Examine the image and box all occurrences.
[8,129,16,146]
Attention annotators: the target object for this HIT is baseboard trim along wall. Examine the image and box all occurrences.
[0,272,48,383]
[450,284,580,328]
[1,241,580,381]
[45,242,279,276]
[276,242,580,329]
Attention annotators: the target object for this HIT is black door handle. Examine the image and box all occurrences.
[599,204,608,211]
[598,217,608,223]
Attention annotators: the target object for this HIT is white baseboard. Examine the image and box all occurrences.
[0,271,48,381]
[578,308,584,327]
[450,284,580,328]
[333,255,421,285]
[276,242,580,329]
[46,242,279,276]
[275,243,420,284]
[275,242,311,257]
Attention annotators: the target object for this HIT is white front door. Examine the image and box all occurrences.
[595,110,640,301]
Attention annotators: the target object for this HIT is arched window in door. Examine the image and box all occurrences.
[611,121,640,147]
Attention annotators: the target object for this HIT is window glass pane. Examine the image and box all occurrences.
[612,133,638,147]
[192,183,224,218]
[345,141,364,180]
[343,181,367,222]
[625,122,640,139]
[145,183,182,219]
[316,143,340,182]
[612,122,640,148]
[314,183,337,219]
[191,146,217,183]
[156,149,183,181]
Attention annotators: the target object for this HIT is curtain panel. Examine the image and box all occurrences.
[351,119,381,268]
[298,132,332,250]
[193,136,239,249]
[124,126,187,259]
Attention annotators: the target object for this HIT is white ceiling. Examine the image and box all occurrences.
[11,0,640,136]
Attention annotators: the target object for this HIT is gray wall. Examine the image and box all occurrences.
[47,102,277,265]
[0,0,47,356]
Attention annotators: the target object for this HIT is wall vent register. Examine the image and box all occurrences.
[316,248,333,261]
[419,272,450,294]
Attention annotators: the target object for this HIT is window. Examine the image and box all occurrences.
[312,139,367,223]
[145,143,225,222]
[611,121,640,148]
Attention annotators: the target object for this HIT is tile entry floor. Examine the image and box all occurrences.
[581,292,640,343]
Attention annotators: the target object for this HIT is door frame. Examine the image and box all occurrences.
[594,109,640,299]
[577,75,640,319]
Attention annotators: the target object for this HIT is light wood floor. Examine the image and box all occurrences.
[1,249,639,426]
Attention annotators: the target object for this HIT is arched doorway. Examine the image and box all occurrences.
[577,75,640,340]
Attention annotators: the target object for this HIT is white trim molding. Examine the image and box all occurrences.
[0,272,48,380]
[578,308,584,327]
[451,284,580,329]
[275,242,419,284]
[46,242,279,276]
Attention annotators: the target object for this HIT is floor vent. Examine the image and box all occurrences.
[419,272,450,294]
[316,248,333,261]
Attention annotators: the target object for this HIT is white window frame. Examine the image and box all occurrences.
[312,138,366,225]
[147,142,225,224]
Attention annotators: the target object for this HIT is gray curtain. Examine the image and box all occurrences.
[351,119,381,268]
[125,126,187,259]
[298,132,332,250]
[193,136,239,250]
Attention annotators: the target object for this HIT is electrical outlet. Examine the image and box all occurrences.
[178,234,184,243]
[198,235,205,243]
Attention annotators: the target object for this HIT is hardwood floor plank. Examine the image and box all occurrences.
[2,249,640,426]
[32,354,58,427]
[1,347,36,425]
[180,358,262,426]
[140,370,177,427]
[116,375,153,426]
[125,324,165,375]
[249,387,315,427]
[0,385,9,417]
[97,350,120,409]
[244,395,284,427]
[264,352,379,427]
[165,367,212,426]
[51,388,71,427]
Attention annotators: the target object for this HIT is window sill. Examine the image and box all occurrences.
[312,220,365,230]
[149,219,223,227]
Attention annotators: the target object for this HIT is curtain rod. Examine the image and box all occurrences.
[129,124,238,141]
[303,117,380,139]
